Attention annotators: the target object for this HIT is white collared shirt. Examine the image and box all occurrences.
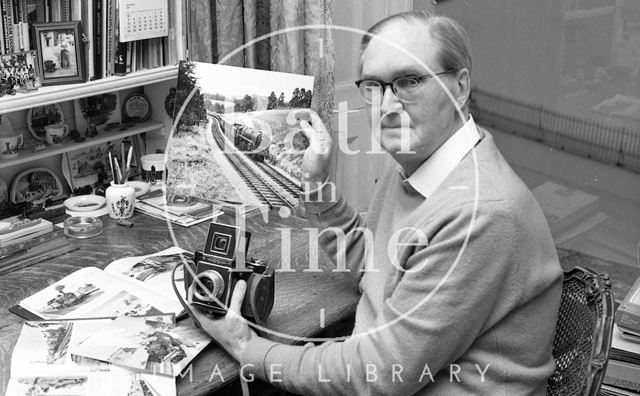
[397,116,480,198]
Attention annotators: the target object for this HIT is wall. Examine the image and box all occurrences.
[331,0,412,212]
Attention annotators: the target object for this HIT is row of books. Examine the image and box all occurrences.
[1,0,86,55]
[1,0,188,79]
[80,0,187,81]
[0,0,31,54]
[7,248,209,395]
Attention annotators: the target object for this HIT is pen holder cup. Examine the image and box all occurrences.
[105,182,136,219]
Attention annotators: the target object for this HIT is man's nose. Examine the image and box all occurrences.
[380,85,403,113]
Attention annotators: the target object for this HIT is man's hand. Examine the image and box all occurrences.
[191,280,256,362]
[298,110,333,190]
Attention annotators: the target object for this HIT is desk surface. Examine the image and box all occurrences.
[0,210,360,395]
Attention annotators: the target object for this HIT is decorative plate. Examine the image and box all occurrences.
[122,92,152,122]
[10,167,65,204]
[63,195,107,212]
[26,103,64,142]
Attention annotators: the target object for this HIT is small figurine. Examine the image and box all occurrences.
[69,129,85,142]
[85,123,98,138]
[32,142,46,153]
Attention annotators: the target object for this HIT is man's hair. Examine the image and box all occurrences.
[361,11,472,76]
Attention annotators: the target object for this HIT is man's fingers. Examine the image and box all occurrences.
[229,279,247,314]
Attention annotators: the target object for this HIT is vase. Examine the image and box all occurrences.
[105,182,135,219]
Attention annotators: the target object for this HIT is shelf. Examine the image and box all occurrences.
[0,120,163,169]
[0,66,179,114]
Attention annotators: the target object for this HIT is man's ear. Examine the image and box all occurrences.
[454,68,471,108]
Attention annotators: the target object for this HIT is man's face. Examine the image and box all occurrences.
[360,22,465,173]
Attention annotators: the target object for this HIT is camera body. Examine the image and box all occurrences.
[185,222,274,323]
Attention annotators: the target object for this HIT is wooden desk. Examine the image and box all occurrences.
[0,211,360,395]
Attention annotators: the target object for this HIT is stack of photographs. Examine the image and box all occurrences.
[6,318,177,396]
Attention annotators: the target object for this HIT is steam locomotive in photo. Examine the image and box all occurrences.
[210,113,266,161]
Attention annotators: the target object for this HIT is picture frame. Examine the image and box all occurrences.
[0,51,41,94]
[31,21,86,86]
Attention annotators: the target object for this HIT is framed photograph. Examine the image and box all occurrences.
[0,51,41,93]
[32,21,85,86]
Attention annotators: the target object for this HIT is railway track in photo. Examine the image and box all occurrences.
[210,115,299,209]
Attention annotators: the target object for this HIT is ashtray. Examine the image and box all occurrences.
[64,216,103,239]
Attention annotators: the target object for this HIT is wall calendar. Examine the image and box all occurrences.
[118,0,169,42]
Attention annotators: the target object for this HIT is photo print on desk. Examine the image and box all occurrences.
[7,318,177,396]
[70,315,210,377]
[166,61,314,210]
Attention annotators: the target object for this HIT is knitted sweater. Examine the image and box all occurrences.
[242,129,563,395]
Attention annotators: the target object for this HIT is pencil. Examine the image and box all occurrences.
[115,161,122,184]
[108,151,115,182]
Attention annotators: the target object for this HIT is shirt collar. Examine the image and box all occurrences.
[397,116,480,198]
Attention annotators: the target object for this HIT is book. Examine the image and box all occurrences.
[167,61,313,211]
[10,247,191,321]
[0,233,75,275]
[616,277,640,335]
[70,314,210,377]
[0,219,53,248]
[0,218,52,245]
[601,383,640,396]
[0,227,65,257]
[603,324,640,393]
[604,359,640,392]
[6,318,177,395]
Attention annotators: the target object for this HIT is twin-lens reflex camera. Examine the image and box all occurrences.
[184,222,275,323]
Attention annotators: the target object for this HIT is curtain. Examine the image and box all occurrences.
[189,0,335,131]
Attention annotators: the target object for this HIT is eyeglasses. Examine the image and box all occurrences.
[355,70,457,104]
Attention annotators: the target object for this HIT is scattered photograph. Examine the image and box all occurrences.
[70,315,210,377]
[88,291,164,318]
[19,269,110,319]
[123,254,184,282]
[37,283,104,318]
[9,375,88,396]
[11,319,111,375]
[27,321,73,365]
[166,61,314,208]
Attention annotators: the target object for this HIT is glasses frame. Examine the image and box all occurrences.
[355,69,457,104]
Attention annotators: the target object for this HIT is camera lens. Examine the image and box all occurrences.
[193,271,224,302]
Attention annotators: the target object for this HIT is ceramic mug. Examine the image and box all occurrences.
[45,124,69,146]
[140,154,165,184]
[0,134,23,159]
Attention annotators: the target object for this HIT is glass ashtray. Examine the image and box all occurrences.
[64,216,103,239]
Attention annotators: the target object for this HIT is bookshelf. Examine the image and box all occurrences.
[0,120,163,169]
[0,66,178,114]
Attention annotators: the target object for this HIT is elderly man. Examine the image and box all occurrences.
[194,11,562,395]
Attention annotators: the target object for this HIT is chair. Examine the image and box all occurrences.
[547,266,615,396]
